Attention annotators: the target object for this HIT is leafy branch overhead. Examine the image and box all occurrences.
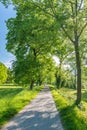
[3,0,87,104]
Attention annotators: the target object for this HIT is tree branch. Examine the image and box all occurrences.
[78,0,84,11]
[32,2,55,18]
[47,0,57,17]
[78,22,87,39]
[61,26,75,44]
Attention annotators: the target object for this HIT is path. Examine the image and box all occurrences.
[1,86,64,130]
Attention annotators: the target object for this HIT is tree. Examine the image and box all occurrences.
[5,0,57,89]
[26,0,87,104]
[12,51,56,89]
[5,0,87,104]
[56,0,87,104]
[38,55,56,84]
[53,37,74,88]
[0,62,7,84]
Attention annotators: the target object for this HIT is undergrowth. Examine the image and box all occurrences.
[50,85,87,130]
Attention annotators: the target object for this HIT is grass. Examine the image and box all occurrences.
[50,85,87,130]
[0,85,43,128]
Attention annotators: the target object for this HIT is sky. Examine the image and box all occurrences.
[0,3,16,68]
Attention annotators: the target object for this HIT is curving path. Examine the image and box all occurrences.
[1,86,64,130]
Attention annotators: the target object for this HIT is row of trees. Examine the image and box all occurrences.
[1,0,87,104]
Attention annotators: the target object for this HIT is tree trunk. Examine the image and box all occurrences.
[37,77,42,86]
[39,80,42,86]
[59,62,62,88]
[55,72,59,89]
[74,43,82,104]
[30,80,34,90]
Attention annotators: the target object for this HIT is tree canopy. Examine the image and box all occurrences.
[2,0,87,104]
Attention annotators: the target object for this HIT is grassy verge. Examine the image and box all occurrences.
[50,85,87,130]
[0,85,43,128]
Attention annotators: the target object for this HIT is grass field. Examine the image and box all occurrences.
[50,85,87,130]
[0,85,43,128]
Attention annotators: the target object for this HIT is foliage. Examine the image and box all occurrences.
[0,62,7,84]
[5,0,87,103]
[12,55,56,87]
[0,0,11,6]
[6,68,14,83]
[55,66,76,89]
[5,1,57,87]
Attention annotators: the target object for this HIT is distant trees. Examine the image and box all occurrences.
[6,68,14,83]
[0,62,14,84]
[0,62,7,84]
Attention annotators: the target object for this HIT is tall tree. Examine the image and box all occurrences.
[6,0,87,104]
[27,0,87,104]
[6,0,57,88]
[57,0,87,104]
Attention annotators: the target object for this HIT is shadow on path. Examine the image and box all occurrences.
[1,86,63,130]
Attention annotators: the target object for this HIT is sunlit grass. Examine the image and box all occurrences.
[0,85,43,128]
[50,86,87,130]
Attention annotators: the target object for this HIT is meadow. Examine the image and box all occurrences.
[0,85,42,128]
[50,86,87,130]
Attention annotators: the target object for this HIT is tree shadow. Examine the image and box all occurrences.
[60,104,87,130]
[1,87,63,130]
[1,110,63,130]
[0,88,23,99]
[0,107,18,128]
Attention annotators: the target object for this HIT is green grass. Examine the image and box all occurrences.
[50,85,87,130]
[0,85,43,128]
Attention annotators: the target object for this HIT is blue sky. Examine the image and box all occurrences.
[0,3,16,68]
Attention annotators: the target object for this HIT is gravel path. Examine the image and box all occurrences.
[1,86,64,130]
